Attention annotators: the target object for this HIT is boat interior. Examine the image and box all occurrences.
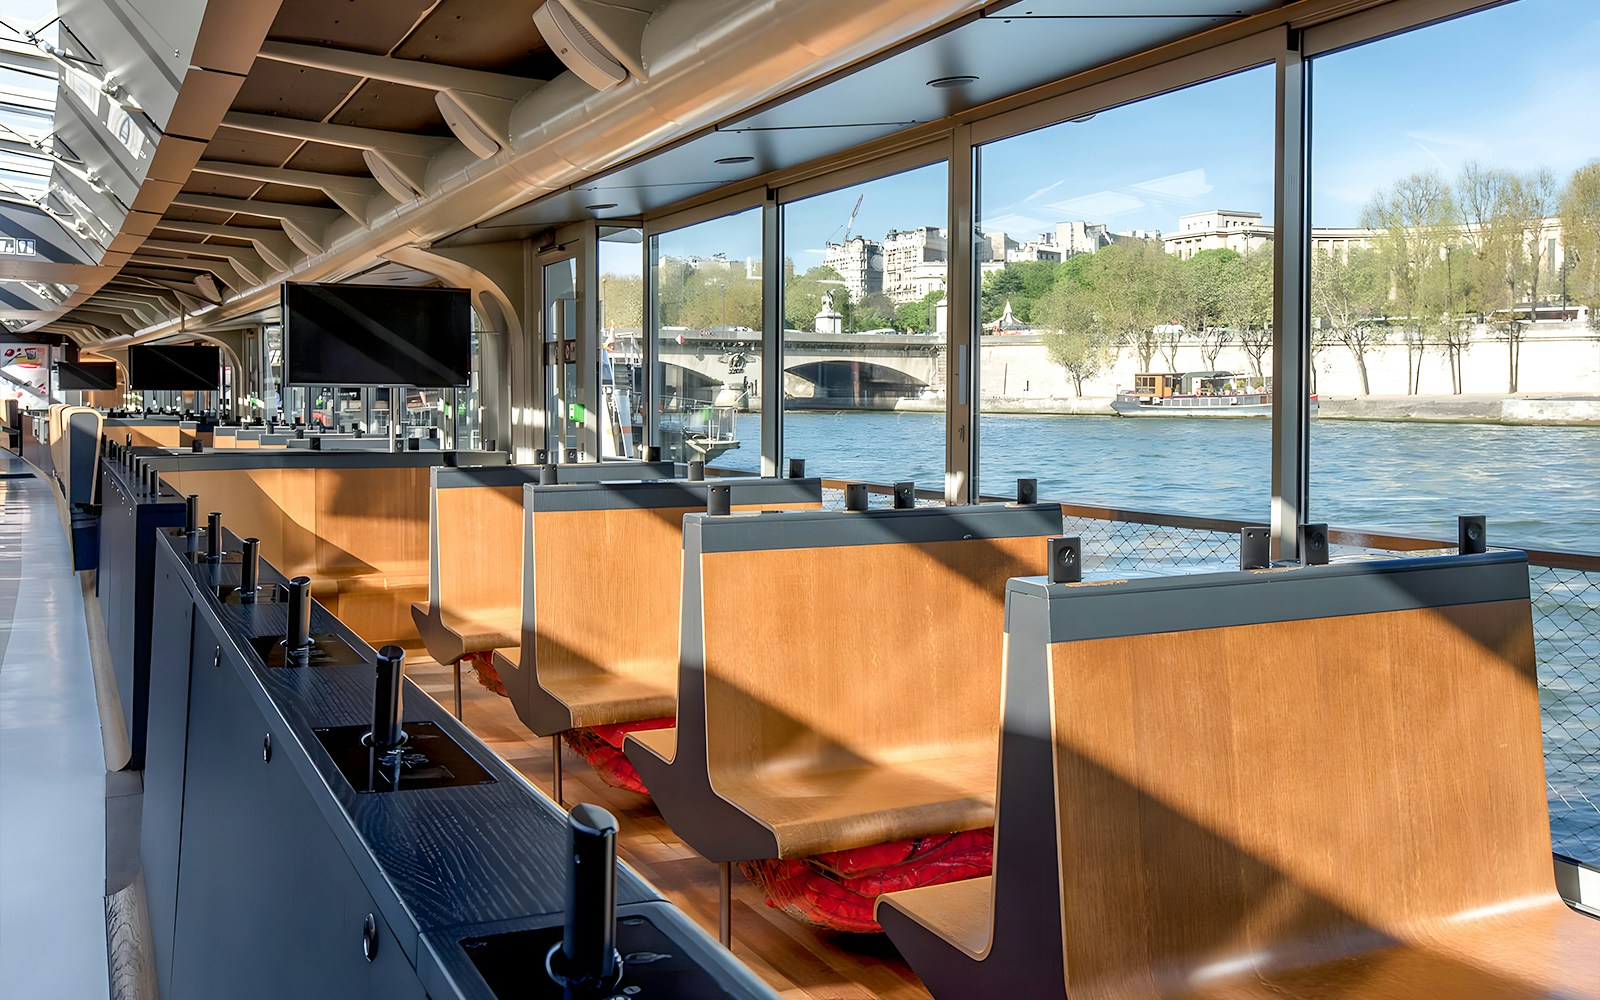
[0,0,1596,998]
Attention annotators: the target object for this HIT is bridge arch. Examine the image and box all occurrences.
[784,360,928,409]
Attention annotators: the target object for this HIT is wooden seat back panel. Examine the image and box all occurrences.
[531,505,698,690]
[435,484,523,613]
[313,466,429,581]
[700,536,1046,775]
[1047,599,1550,994]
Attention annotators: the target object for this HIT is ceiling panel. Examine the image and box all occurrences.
[203,125,304,168]
[161,206,235,226]
[283,142,372,176]
[233,60,360,121]
[150,230,208,244]
[254,183,341,209]
[267,0,438,55]
[396,0,560,76]
[990,0,1278,14]
[180,174,266,199]
[224,212,289,229]
[328,80,454,135]
[731,15,1232,132]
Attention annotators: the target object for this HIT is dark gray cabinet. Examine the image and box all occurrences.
[167,626,424,1000]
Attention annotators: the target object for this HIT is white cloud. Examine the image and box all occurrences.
[1045,190,1146,219]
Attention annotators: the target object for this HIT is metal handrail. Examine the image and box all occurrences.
[807,476,1600,572]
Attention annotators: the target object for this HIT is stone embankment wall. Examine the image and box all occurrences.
[970,319,1599,422]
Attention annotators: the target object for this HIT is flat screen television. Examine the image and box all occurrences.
[56,360,118,391]
[282,282,472,387]
[128,345,221,390]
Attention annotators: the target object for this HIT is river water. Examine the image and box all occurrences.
[712,410,1599,552]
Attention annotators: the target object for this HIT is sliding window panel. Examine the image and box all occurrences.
[649,208,763,470]
[779,161,949,485]
[1306,0,1600,551]
[973,65,1277,518]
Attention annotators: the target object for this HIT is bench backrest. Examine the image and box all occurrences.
[105,422,193,450]
[522,478,823,713]
[999,553,1545,993]
[689,505,1059,774]
[429,461,675,618]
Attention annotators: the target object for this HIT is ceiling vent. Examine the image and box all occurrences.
[533,0,653,90]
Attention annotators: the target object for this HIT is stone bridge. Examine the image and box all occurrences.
[624,329,945,408]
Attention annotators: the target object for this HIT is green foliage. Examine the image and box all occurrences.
[782,265,844,330]
[894,289,944,333]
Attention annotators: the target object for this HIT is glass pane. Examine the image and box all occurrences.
[974,66,1276,520]
[781,162,948,485]
[600,229,645,458]
[1307,0,1599,551]
[543,257,579,457]
[650,208,761,469]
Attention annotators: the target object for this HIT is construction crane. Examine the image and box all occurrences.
[828,193,865,245]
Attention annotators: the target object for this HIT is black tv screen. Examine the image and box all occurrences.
[128,345,220,390]
[282,283,471,387]
[57,361,118,391]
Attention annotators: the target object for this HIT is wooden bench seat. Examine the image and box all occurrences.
[158,455,504,646]
[501,478,823,739]
[876,551,1600,1000]
[410,461,674,669]
[624,504,1061,863]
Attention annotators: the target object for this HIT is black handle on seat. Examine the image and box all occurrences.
[206,512,223,561]
[369,645,406,751]
[548,804,622,994]
[285,577,312,653]
[239,538,260,601]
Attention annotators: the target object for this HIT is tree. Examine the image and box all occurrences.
[1036,281,1114,396]
[979,259,1066,323]
[894,289,943,334]
[1560,161,1600,324]
[1362,170,1455,393]
[1082,240,1178,371]
[1178,248,1241,370]
[1224,248,1274,379]
[600,272,644,330]
[1312,246,1386,395]
[783,264,844,330]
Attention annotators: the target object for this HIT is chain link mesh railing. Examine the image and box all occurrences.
[814,480,1600,869]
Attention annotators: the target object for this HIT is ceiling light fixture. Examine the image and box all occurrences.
[926,75,979,89]
[714,155,754,165]
[585,203,618,212]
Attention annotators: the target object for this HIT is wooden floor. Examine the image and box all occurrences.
[407,655,935,1000]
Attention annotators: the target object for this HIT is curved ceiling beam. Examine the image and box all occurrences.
[167,192,342,255]
[255,41,538,101]
[139,239,269,285]
[220,111,452,202]
[254,40,544,159]
[191,159,382,224]
[154,219,302,271]
[130,256,243,294]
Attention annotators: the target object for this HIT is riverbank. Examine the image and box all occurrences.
[877,393,1600,424]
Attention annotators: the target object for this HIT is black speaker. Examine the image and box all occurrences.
[642,446,660,462]
[1048,536,1082,584]
[1240,526,1271,570]
[1299,522,1329,565]
[407,437,420,451]
[845,483,868,512]
[893,482,915,509]
[1459,514,1487,555]
[787,457,805,479]
[310,436,323,451]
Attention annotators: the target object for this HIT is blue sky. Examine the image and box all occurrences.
[638,0,1598,267]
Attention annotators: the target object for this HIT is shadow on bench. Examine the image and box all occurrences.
[877,550,1600,999]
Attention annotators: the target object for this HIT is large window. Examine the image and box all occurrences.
[779,162,949,484]
[1307,0,1600,552]
[974,67,1276,519]
[649,208,762,469]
